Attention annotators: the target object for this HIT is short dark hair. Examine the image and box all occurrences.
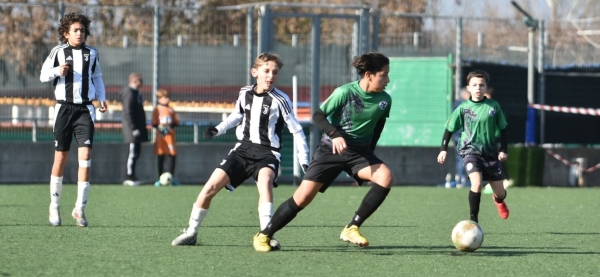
[351,51,389,76]
[58,13,91,44]
[466,70,490,85]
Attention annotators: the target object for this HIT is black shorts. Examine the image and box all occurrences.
[218,142,281,190]
[53,103,95,151]
[303,142,384,193]
[463,154,504,181]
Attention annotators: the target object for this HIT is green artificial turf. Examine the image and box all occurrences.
[1,185,599,276]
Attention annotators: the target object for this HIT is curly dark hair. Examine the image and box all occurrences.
[351,51,389,77]
[58,12,91,44]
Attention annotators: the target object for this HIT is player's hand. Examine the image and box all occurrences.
[58,63,70,76]
[437,151,447,164]
[331,137,347,155]
[132,129,140,137]
[158,125,170,136]
[301,164,308,173]
[203,127,218,140]
[98,101,107,113]
[498,151,508,162]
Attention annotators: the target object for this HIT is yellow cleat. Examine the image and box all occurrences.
[253,233,272,252]
[340,225,369,247]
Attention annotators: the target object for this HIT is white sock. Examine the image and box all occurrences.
[75,182,90,209]
[258,202,274,230]
[50,175,63,208]
[188,204,208,234]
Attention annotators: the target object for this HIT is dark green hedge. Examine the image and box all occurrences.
[505,146,546,187]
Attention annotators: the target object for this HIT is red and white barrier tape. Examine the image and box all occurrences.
[530,104,600,116]
[545,149,600,173]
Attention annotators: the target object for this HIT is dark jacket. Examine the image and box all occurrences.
[120,86,149,143]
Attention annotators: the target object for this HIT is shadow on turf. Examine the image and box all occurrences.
[271,245,600,256]
[186,243,598,257]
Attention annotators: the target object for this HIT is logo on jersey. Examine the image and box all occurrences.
[378,101,388,110]
[84,140,91,145]
[489,108,496,117]
[466,163,473,171]
[262,105,269,115]
[84,54,89,61]
[268,164,276,169]
[66,56,73,61]
[54,140,58,147]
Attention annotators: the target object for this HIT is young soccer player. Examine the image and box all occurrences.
[121,72,148,186]
[152,89,180,186]
[171,53,310,248]
[437,70,509,223]
[252,51,393,252]
[40,12,107,227]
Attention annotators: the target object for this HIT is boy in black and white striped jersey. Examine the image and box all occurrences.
[40,12,107,228]
[171,53,309,249]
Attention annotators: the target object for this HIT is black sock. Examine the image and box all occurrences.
[166,155,176,175]
[348,184,390,228]
[157,155,165,178]
[493,189,507,203]
[261,198,303,237]
[469,191,481,223]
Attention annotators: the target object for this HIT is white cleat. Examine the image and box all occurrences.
[49,205,61,227]
[72,208,88,227]
[270,237,281,250]
[123,180,140,186]
[172,229,198,246]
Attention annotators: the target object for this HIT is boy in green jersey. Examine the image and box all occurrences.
[437,70,509,223]
[253,51,393,252]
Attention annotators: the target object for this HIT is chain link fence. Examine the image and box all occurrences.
[2,2,600,144]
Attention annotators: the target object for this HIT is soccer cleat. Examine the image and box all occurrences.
[171,179,181,186]
[269,237,281,251]
[72,208,88,227]
[340,225,369,247]
[253,233,272,252]
[494,197,510,219]
[49,205,61,227]
[171,229,198,246]
[123,180,140,186]
[154,180,161,187]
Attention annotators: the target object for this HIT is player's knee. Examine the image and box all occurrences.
[78,159,91,168]
[372,170,394,188]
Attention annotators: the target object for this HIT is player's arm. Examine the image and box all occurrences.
[281,100,310,168]
[151,108,159,128]
[91,53,107,112]
[214,103,243,136]
[40,51,62,83]
[440,129,454,151]
[437,129,454,164]
[313,108,340,139]
[369,119,386,151]
[171,110,179,127]
[499,128,508,154]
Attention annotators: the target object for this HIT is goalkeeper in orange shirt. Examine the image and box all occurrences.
[152,89,180,186]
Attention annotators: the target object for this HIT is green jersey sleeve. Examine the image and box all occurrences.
[445,106,463,133]
[320,87,348,116]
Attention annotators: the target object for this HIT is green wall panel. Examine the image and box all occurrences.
[378,56,452,146]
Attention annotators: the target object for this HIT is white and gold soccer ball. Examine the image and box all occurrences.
[159,172,173,186]
[451,220,484,252]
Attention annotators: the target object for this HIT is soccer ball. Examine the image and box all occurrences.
[451,220,484,252]
[159,172,173,186]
